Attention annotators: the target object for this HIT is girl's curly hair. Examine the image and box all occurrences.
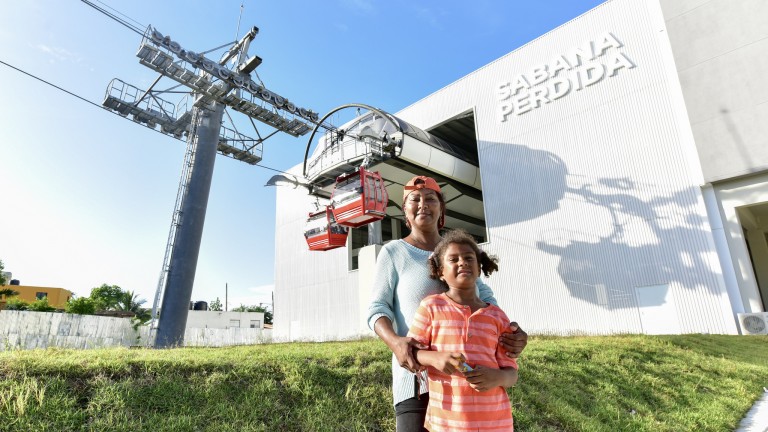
[428,229,498,285]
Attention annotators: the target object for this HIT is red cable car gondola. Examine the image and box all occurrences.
[304,206,349,251]
[331,167,389,228]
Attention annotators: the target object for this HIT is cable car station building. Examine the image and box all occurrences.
[272,0,768,340]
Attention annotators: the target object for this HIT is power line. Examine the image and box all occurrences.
[0,59,105,111]
[80,0,146,37]
[92,0,146,30]
[0,59,296,176]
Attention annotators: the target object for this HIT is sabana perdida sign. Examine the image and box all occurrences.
[497,32,635,121]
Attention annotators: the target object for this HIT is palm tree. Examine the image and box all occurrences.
[116,290,151,323]
[0,288,19,298]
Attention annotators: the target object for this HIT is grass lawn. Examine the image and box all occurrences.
[0,334,766,431]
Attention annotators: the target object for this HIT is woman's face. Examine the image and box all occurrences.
[404,189,442,231]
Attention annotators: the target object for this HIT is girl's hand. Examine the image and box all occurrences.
[431,352,465,375]
[464,365,518,392]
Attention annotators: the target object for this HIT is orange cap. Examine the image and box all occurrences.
[402,176,442,201]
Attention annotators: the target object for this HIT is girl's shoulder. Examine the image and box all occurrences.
[420,292,448,306]
[483,303,512,321]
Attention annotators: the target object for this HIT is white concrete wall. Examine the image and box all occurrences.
[0,310,272,350]
[661,0,768,182]
[0,310,147,350]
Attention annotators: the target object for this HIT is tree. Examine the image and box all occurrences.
[0,260,6,285]
[0,288,19,298]
[209,297,223,311]
[115,290,151,324]
[89,284,126,311]
[86,284,151,324]
[231,304,273,324]
[65,296,96,315]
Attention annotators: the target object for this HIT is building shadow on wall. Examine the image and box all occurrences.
[482,142,722,310]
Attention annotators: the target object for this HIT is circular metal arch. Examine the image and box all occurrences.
[302,103,403,178]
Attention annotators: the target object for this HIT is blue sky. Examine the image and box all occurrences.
[0,0,604,310]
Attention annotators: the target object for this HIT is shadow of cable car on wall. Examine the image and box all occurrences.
[482,143,569,225]
[536,180,725,311]
[481,141,727,323]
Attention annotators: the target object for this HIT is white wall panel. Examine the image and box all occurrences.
[395,0,734,335]
[273,169,361,341]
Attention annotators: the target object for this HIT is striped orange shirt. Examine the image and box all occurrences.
[408,293,517,431]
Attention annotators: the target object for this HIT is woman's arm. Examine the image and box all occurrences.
[374,316,425,373]
[367,246,426,372]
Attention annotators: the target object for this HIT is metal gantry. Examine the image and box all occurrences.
[101,24,320,347]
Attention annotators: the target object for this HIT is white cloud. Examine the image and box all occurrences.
[339,0,374,13]
[34,44,80,63]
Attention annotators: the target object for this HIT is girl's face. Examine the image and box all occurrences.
[404,189,442,231]
[439,243,480,289]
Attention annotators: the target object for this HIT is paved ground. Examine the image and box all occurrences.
[737,388,768,432]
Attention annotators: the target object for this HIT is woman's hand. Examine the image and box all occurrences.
[499,321,528,358]
[464,365,518,392]
[393,336,428,373]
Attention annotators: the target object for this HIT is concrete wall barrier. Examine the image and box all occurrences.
[0,310,272,350]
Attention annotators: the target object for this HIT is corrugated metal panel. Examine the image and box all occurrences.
[394,0,733,335]
[273,176,361,341]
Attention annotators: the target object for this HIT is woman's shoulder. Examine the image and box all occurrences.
[380,239,406,253]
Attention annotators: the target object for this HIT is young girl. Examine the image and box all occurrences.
[408,229,518,431]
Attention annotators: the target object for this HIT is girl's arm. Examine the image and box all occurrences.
[414,350,465,375]
[464,366,519,392]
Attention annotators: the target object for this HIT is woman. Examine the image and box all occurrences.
[367,175,528,431]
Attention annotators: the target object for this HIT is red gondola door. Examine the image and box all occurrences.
[304,207,348,251]
[331,167,389,228]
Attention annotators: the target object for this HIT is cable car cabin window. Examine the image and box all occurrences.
[331,177,363,208]
[304,212,329,238]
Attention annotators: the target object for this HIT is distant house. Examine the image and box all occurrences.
[185,310,265,330]
[0,285,72,310]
